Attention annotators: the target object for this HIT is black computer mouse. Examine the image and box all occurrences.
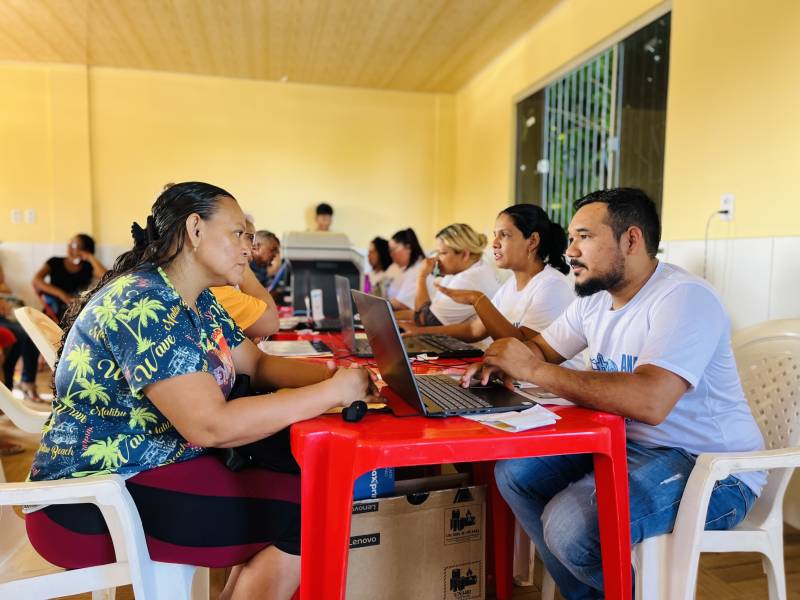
[342,400,368,423]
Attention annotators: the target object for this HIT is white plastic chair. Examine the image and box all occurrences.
[0,470,209,599]
[0,380,49,434]
[541,319,800,599]
[13,307,62,370]
[1,384,210,599]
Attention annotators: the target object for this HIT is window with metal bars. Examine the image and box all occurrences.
[515,14,671,227]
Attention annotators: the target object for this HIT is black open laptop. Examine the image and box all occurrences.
[352,290,534,417]
[334,276,482,359]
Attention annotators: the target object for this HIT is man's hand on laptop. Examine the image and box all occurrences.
[396,320,419,336]
[461,338,540,388]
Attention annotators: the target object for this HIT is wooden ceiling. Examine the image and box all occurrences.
[0,0,559,92]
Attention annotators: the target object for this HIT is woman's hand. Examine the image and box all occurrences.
[433,284,483,306]
[328,365,376,407]
[419,257,437,279]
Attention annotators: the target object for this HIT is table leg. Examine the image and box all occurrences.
[298,435,358,600]
[593,421,631,600]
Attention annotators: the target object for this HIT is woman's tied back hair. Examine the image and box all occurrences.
[499,204,570,275]
[55,182,235,375]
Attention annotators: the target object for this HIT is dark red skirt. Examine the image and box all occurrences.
[26,455,300,568]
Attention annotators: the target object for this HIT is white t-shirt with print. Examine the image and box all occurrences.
[541,261,766,495]
[430,260,500,325]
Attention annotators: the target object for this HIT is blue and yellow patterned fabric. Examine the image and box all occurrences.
[29,265,245,481]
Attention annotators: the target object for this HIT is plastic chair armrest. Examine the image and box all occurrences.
[0,475,128,507]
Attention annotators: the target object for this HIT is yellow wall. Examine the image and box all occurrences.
[90,69,454,248]
[662,0,800,240]
[5,0,799,250]
[2,64,453,250]
[451,0,800,240]
[0,63,93,243]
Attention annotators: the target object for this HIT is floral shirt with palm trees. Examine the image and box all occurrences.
[29,265,245,481]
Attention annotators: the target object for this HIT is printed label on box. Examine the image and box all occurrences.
[444,504,482,545]
[349,532,381,550]
[443,561,482,600]
[352,501,379,515]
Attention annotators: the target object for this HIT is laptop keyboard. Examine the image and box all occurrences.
[416,334,480,353]
[416,374,491,412]
[353,339,372,355]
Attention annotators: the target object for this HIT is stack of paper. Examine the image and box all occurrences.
[259,340,333,357]
[462,405,560,432]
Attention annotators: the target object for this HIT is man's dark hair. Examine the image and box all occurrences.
[315,203,333,216]
[574,188,661,258]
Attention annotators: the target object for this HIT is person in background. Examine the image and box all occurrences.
[314,203,334,232]
[365,237,392,295]
[396,223,499,327]
[0,263,42,401]
[32,233,107,320]
[385,228,427,311]
[399,206,578,366]
[25,181,374,600]
[251,230,281,288]
[0,324,25,455]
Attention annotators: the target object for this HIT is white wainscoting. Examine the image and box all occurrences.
[659,236,800,329]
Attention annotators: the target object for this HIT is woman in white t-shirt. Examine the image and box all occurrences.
[365,237,393,297]
[399,205,575,348]
[396,223,500,326]
[385,228,426,310]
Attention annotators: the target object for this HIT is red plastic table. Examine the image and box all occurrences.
[290,404,631,600]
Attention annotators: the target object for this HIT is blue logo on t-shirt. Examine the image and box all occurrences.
[591,353,638,373]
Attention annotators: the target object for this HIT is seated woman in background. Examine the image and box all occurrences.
[396,223,499,327]
[399,205,579,365]
[365,237,392,295]
[0,264,42,401]
[32,233,107,320]
[26,182,372,600]
[385,228,427,311]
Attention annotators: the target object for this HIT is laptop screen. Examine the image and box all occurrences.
[351,291,423,411]
[334,275,355,351]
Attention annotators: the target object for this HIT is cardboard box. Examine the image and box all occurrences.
[353,467,395,501]
[346,483,485,600]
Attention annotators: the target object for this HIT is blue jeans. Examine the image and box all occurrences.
[494,441,757,599]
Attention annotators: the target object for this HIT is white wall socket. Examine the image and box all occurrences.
[719,193,734,221]
[25,208,36,224]
[9,209,22,224]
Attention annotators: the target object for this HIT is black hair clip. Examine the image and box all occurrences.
[131,215,158,248]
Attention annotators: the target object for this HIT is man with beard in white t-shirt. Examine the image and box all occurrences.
[463,188,764,600]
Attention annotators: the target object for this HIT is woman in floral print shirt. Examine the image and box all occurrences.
[27,182,372,600]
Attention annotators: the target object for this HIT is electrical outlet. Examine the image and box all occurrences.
[25,208,36,224]
[719,194,734,221]
[9,209,21,224]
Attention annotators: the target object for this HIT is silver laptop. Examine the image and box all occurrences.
[352,290,534,417]
[334,276,483,359]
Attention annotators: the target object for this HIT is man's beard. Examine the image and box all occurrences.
[573,254,625,297]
